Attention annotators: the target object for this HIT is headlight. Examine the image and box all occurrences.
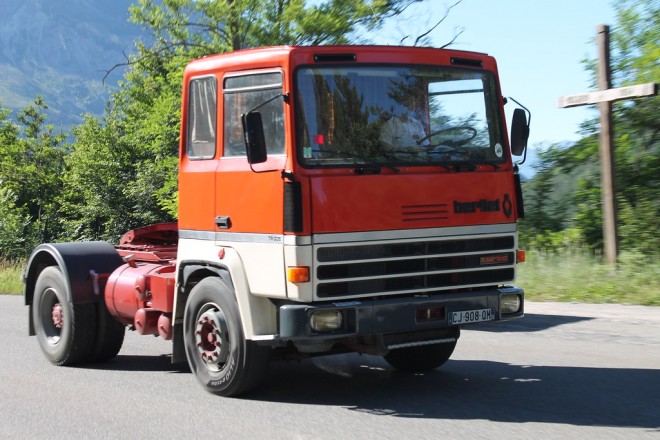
[309,310,343,332]
[500,294,521,314]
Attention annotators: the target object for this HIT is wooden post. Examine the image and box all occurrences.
[597,24,618,265]
[558,25,657,265]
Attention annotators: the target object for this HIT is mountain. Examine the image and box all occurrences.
[0,0,146,129]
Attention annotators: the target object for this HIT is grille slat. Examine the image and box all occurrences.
[316,235,515,299]
[317,236,513,262]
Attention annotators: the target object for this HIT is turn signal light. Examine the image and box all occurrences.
[287,266,310,283]
[516,250,526,263]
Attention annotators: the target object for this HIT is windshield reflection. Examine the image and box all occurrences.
[295,65,506,168]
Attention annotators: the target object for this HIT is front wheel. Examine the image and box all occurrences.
[183,277,270,397]
[383,329,459,373]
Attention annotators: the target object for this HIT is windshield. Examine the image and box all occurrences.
[295,65,506,168]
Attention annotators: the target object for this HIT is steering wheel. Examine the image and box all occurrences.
[416,126,478,148]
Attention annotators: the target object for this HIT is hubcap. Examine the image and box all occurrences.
[40,287,62,345]
[194,308,230,371]
[52,303,63,329]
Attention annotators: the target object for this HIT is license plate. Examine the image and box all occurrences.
[449,308,495,325]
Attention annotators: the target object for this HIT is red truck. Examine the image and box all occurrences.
[23,45,529,396]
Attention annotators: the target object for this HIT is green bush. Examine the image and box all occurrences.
[0,188,37,261]
[519,227,584,255]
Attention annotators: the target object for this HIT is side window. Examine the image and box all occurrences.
[223,72,285,157]
[187,77,217,159]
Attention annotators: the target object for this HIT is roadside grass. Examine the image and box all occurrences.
[0,260,23,295]
[1,251,658,306]
[517,250,660,306]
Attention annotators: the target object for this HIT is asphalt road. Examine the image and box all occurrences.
[1,295,658,440]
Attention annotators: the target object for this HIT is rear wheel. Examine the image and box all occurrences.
[32,266,96,365]
[91,302,125,362]
[183,277,271,396]
[384,329,459,373]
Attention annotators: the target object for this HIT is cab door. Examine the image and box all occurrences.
[178,75,219,233]
[215,70,288,298]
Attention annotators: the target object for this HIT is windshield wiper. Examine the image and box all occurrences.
[474,162,500,170]
[314,149,364,159]
[423,146,470,157]
[312,149,401,173]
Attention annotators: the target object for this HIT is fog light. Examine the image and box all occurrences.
[310,310,343,332]
[500,294,521,314]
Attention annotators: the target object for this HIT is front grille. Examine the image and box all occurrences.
[315,234,516,299]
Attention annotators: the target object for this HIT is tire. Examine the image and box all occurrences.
[384,331,459,373]
[91,302,125,362]
[32,266,97,365]
[183,277,271,397]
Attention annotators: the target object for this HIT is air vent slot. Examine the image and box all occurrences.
[402,204,449,223]
[314,53,357,63]
[451,57,483,68]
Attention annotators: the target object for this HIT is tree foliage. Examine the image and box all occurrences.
[130,0,422,53]
[0,187,36,261]
[0,98,65,258]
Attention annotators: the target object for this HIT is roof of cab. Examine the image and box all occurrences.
[183,45,495,78]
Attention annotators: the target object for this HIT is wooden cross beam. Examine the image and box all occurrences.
[557,25,658,265]
[558,82,657,108]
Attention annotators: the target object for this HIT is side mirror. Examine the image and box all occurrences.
[510,108,529,157]
[242,111,268,164]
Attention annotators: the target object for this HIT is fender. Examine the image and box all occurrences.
[198,247,278,338]
[172,249,278,363]
[24,242,124,329]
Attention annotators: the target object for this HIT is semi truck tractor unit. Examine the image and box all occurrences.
[24,45,530,397]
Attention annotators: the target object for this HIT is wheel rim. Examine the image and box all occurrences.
[194,305,230,372]
[39,287,63,346]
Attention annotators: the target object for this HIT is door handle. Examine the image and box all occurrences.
[215,216,231,229]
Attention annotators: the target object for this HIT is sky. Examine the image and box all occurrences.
[371,0,617,173]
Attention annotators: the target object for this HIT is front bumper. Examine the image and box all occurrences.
[278,286,523,340]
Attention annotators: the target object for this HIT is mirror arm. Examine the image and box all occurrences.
[517,141,528,166]
[249,163,279,174]
[244,92,289,115]
[508,96,531,129]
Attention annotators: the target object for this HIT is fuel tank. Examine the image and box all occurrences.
[104,262,176,334]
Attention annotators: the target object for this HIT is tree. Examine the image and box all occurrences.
[0,187,36,261]
[0,98,66,254]
[129,0,424,53]
[62,0,432,241]
[60,114,158,241]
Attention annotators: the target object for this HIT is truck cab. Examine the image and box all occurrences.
[175,46,526,394]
